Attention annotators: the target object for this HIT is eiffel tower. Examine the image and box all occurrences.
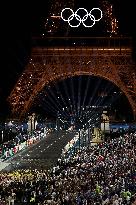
[8,0,136,120]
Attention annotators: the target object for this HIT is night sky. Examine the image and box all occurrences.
[2,0,135,120]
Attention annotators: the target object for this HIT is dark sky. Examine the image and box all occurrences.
[1,0,135,120]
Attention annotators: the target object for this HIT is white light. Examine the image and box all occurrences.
[61,8,103,28]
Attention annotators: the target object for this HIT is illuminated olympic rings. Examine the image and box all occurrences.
[61,8,103,28]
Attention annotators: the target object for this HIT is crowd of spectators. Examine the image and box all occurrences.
[0,131,46,161]
[0,132,135,204]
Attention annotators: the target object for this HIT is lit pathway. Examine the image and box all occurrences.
[2,130,77,171]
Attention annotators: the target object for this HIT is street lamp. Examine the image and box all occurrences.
[1,130,3,142]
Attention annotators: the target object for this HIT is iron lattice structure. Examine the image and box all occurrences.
[8,37,136,119]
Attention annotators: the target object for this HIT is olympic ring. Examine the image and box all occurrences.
[61,8,103,28]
